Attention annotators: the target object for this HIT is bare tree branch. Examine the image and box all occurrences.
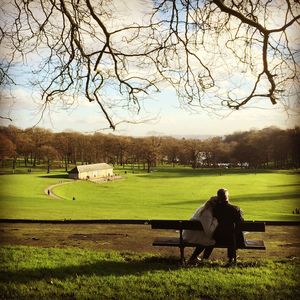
[0,0,299,127]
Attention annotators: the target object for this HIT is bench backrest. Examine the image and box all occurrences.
[151,220,265,232]
[239,221,265,232]
[151,220,203,230]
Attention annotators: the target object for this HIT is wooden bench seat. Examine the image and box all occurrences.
[151,220,266,264]
[153,237,265,250]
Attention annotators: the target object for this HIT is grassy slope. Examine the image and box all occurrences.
[0,167,299,220]
[0,245,299,300]
[0,170,73,219]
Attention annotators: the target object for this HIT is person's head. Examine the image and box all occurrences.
[201,196,218,212]
[217,188,229,203]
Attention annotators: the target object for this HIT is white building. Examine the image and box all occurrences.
[68,163,113,180]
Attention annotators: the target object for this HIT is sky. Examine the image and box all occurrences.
[0,0,299,137]
[0,84,298,137]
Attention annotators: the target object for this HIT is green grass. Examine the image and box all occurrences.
[0,245,299,299]
[0,169,73,220]
[0,166,299,220]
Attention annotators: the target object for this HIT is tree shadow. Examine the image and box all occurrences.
[0,255,273,285]
[233,192,300,202]
[273,183,300,188]
[0,256,180,284]
[162,198,203,206]
[38,174,69,179]
[163,191,300,206]
[145,168,290,179]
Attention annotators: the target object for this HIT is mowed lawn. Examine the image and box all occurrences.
[0,167,299,220]
[0,246,299,300]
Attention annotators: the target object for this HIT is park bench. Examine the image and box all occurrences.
[151,220,266,264]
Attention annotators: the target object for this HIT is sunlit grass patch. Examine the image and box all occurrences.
[0,246,299,299]
[0,167,299,221]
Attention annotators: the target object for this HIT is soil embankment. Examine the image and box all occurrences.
[0,223,299,260]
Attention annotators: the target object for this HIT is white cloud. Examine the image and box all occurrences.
[1,1,299,135]
[1,83,298,136]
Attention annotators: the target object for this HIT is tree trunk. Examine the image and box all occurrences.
[147,160,151,173]
[12,157,17,173]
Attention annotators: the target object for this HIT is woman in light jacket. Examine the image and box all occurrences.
[183,196,219,264]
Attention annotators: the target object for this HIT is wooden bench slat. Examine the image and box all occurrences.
[153,237,265,250]
[239,221,265,232]
[153,237,181,247]
[153,239,230,248]
[151,220,203,230]
[243,239,265,250]
[151,220,265,232]
[153,237,215,247]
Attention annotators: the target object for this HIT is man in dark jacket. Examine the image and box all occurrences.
[213,188,244,262]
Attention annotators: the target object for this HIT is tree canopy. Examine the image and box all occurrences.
[1,124,300,171]
[0,0,299,128]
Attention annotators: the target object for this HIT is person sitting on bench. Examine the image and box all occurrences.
[213,188,245,263]
[183,196,219,265]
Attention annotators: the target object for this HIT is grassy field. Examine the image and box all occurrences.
[1,167,299,299]
[0,245,299,299]
[0,166,299,220]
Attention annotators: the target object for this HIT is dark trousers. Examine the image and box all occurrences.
[227,247,235,260]
[190,245,214,260]
[214,229,244,261]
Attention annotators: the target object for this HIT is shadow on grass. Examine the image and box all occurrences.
[0,256,272,284]
[0,256,180,284]
[163,191,300,206]
[273,183,300,188]
[232,192,300,202]
[38,174,69,179]
[143,168,297,179]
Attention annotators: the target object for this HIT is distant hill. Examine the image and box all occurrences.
[143,131,218,140]
[171,134,219,140]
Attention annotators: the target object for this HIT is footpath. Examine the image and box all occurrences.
[44,176,123,199]
[44,181,74,199]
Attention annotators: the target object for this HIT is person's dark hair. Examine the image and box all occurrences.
[217,188,229,203]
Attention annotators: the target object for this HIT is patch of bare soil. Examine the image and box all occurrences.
[0,223,299,260]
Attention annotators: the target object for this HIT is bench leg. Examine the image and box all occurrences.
[180,246,185,265]
[233,250,237,263]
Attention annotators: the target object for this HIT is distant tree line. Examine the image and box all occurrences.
[0,125,299,173]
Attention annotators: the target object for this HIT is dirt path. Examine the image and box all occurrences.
[44,176,123,199]
[44,181,74,199]
[0,223,299,260]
